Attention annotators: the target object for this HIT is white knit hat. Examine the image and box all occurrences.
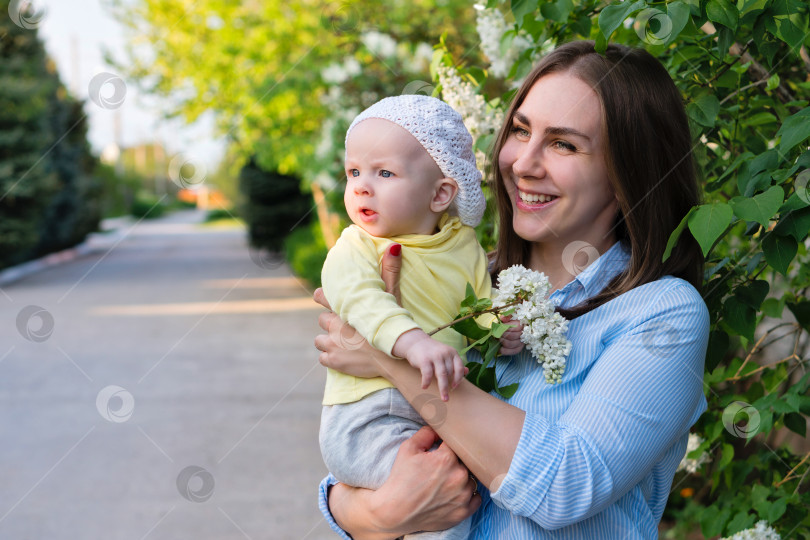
[345,95,486,227]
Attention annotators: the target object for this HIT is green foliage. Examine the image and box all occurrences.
[283,220,328,289]
[0,0,100,269]
[238,157,312,252]
[437,283,518,398]
[449,0,810,536]
[130,191,165,219]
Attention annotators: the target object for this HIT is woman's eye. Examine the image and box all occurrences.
[510,125,530,138]
[379,170,392,178]
[554,140,577,152]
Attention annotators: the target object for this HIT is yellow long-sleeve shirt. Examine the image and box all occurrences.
[321,215,492,405]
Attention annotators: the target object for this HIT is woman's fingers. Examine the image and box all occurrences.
[381,243,403,305]
[313,287,332,310]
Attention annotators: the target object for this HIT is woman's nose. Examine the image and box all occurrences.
[511,144,546,179]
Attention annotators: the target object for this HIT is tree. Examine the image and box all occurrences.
[437,1,809,537]
[0,0,99,268]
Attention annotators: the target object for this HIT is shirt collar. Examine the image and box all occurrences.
[556,240,630,301]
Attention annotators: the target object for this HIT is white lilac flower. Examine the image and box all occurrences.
[474,4,531,78]
[436,65,504,169]
[677,433,709,474]
[493,265,571,383]
[361,30,398,58]
[321,63,349,84]
[721,521,781,540]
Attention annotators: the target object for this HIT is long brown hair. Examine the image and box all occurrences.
[490,40,703,319]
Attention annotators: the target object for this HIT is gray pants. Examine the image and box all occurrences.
[320,388,471,540]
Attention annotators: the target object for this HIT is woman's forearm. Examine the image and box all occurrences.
[382,357,525,489]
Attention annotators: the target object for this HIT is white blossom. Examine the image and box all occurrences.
[361,30,398,58]
[676,433,710,474]
[437,64,503,169]
[474,4,531,78]
[494,265,571,383]
[721,521,781,540]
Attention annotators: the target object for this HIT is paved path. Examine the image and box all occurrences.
[0,210,334,539]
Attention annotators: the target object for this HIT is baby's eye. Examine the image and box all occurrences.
[348,169,359,177]
[379,170,393,178]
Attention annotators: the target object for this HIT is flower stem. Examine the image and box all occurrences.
[427,300,520,336]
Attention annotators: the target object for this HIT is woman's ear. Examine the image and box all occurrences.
[430,178,458,213]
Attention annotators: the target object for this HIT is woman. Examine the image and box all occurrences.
[314,40,709,538]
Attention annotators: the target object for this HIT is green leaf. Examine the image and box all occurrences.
[761,297,784,318]
[706,0,739,31]
[510,0,539,24]
[787,300,810,330]
[743,111,778,126]
[496,382,519,398]
[705,330,729,371]
[594,31,607,54]
[784,412,806,436]
[663,207,696,261]
[540,0,574,22]
[688,203,733,256]
[776,17,804,50]
[766,74,780,91]
[773,206,810,242]
[664,1,691,44]
[723,296,757,341]
[735,280,770,310]
[762,234,798,275]
[452,317,489,341]
[729,186,784,227]
[688,93,721,127]
[777,108,810,154]
[598,0,644,39]
[726,511,756,536]
[768,497,787,522]
[719,443,735,468]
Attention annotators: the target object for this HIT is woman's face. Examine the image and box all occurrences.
[498,72,619,253]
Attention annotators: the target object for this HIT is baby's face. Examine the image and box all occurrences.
[344,118,444,237]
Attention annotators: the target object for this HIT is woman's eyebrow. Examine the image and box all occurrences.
[513,111,590,141]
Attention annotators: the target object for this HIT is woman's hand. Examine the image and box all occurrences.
[329,426,481,538]
[313,308,392,379]
[312,243,404,379]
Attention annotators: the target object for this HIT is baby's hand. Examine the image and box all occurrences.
[392,329,464,401]
[499,318,524,356]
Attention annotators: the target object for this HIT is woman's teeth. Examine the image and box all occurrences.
[519,191,556,204]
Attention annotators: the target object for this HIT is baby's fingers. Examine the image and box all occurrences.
[451,354,465,389]
[435,360,450,402]
[420,363,434,390]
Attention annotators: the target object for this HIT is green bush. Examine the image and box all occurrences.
[283,220,327,288]
[439,2,810,537]
[130,192,165,219]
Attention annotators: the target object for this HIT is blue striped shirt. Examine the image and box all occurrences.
[318,241,709,538]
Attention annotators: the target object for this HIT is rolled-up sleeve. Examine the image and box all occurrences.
[318,474,353,539]
[491,281,709,530]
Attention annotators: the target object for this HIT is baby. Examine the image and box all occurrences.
[319,95,519,539]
